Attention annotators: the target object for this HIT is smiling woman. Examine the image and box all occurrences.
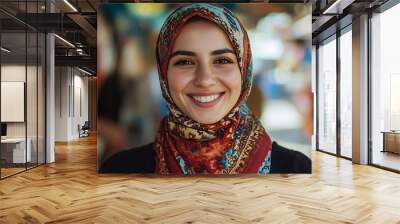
[100,3,311,174]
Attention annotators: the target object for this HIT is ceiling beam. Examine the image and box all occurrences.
[67,13,97,39]
[5,13,83,32]
[55,55,96,71]
[312,15,335,33]
[322,0,356,14]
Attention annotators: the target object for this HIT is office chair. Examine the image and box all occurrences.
[79,121,90,138]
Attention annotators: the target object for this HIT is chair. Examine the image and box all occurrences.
[79,121,90,138]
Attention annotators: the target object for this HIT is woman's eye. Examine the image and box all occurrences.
[215,58,233,64]
[174,59,194,66]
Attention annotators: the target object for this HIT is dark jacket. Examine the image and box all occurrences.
[100,141,311,174]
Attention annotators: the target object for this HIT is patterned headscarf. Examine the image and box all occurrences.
[154,3,272,174]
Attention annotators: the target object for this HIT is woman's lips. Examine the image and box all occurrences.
[188,92,225,108]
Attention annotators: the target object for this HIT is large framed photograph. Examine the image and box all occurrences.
[97,3,312,174]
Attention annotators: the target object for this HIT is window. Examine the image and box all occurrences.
[371,3,400,171]
[317,36,337,154]
[339,29,352,158]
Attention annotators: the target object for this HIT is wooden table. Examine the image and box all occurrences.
[381,131,400,154]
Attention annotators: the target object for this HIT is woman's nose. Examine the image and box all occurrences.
[193,63,216,88]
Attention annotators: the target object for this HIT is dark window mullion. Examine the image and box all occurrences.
[336,28,341,157]
[25,0,28,171]
[367,11,373,165]
[36,0,39,167]
[44,0,47,164]
[316,44,320,151]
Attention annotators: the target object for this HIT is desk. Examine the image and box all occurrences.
[382,131,400,154]
[1,138,31,163]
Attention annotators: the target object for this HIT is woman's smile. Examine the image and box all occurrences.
[188,92,225,108]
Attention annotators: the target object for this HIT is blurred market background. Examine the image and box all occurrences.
[97,3,312,163]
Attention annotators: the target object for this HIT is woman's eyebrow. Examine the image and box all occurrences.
[170,49,235,58]
[211,48,235,55]
[170,50,195,58]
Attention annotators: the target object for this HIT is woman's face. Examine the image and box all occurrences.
[167,20,242,124]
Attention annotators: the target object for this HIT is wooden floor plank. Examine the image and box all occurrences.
[0,134,399,223]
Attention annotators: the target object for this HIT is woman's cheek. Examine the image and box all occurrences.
[216,69,242,90]
[168,69,193,95]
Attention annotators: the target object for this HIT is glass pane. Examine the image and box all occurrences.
[27,31,38,169]
[340,29,352,158]
[0,1,46,178]
[38,33,45,165]
[1,31,27,177]
[371,4,400,171]
[312,45,317,151]
[318,37,337,154]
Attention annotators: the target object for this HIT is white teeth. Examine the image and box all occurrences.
[192,94,220,103]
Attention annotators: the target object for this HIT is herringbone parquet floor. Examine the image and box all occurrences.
[1,135,400,224]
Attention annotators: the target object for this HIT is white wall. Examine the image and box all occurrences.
[1,65,33,138]
[1,65,26,81]
[55,67,69,141]
[72,73,89,138]
[55,67,89,141]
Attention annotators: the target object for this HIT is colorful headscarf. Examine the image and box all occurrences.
[154,3,272,174]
